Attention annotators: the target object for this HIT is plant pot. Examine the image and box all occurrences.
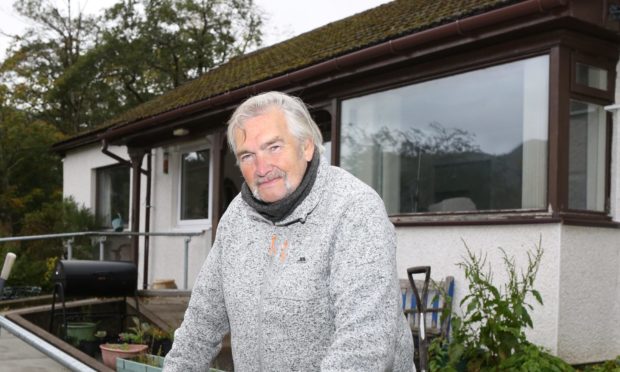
[66,322,96,343]
[100,343,148,369]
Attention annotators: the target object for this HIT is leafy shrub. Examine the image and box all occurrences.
[2,197,99,290]
[119,317,150,344]
[578,356,620,372]
[429,239,574,371]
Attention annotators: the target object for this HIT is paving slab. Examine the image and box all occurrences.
[0,326,69,372]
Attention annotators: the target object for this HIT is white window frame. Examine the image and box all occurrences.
[173,140,213,229]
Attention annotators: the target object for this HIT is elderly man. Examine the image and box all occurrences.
[163,91,414,371]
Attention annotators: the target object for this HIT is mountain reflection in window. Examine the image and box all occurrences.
[340,55,549,214]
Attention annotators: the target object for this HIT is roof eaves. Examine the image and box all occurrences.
[58,0,552,150]
[51,126,108,155]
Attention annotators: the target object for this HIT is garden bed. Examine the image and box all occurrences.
[3,296,173,371]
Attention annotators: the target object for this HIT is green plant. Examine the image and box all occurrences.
[4,197,100,290]
[107,343,132,351]
[429,238,575,371]
[146,326,173,341]
[499,342,575,371]
[579,356,620,372]
[145,326,175,356]
[42,256,59,289]
[119,317,150,344]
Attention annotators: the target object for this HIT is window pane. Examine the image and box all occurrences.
[568,101,607,211]
[181,149,210,220]
[340,56,549,214]
[96,166,130,227]
[576,63,608,91]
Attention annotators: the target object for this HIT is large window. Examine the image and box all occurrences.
[179,149,211,221]
[340,56,549,215]
[96,165,130,228]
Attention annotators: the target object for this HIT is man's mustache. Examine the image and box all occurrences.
[256,168,286,185]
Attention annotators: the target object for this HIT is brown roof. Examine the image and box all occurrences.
[61,0,521,145]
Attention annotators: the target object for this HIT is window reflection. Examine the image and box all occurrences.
[340,56,549,214]
[96,165,130,228]
[568,101,607,211]
[181,149,210,220]
[576,63,608,91]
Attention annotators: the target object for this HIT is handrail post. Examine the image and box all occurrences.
[96,236,107,261]
[64,238,75,260]
[184,236,192,290]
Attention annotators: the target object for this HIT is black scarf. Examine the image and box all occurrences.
[241,151,319,222]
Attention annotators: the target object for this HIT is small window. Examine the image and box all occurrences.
[179,149,211,221]
[96,165,130,228]
[339,55,549,215]
[568,100,607,212]
[575,62,608,91]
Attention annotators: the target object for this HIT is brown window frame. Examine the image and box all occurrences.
[571,52,615,100]
[328,34,618,227]
[560,51,616,225]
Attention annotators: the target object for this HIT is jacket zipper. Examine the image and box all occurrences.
[257,228,277,371]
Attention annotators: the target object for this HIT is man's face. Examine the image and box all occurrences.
[234,107,314,203]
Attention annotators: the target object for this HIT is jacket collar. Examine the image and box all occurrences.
[245,155,330,226]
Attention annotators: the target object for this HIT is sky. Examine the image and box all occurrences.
[0,0,392,59]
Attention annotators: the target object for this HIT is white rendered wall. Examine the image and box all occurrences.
[147,146,212,290]
[557,225,620,364]
[62,144,129,208]
[62,143,212,290]
[63,144,147,284]
[395,224,562,353]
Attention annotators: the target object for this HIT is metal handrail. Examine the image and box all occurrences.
[0,316,96,371]
[0,230,205,290]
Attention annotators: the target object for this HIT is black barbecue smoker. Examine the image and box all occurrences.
[49,260,141,338]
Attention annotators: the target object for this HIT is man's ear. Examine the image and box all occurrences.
[303,139,314,162]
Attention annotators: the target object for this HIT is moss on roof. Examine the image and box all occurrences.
[99,0,521,133]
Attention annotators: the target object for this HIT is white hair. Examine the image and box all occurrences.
[227,91,325,155]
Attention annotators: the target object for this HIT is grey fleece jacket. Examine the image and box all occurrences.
[163,156,414,371]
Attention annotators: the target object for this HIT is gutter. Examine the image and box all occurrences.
[0,316,96,372]
[51,127,108,155]
[101,139,148,176]
[100,0,567,143]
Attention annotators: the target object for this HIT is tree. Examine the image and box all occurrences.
[96,0,263,106]
[0,84,64,235]
[0,0,263,290]
[3,197,99,289]
[1,0,264,134]
[0,0,101,134]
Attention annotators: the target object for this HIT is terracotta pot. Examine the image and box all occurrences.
[99,343,148,368]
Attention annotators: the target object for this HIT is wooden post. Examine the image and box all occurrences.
[128,148,146,266]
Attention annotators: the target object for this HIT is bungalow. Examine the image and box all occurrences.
[52,0,620,364]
